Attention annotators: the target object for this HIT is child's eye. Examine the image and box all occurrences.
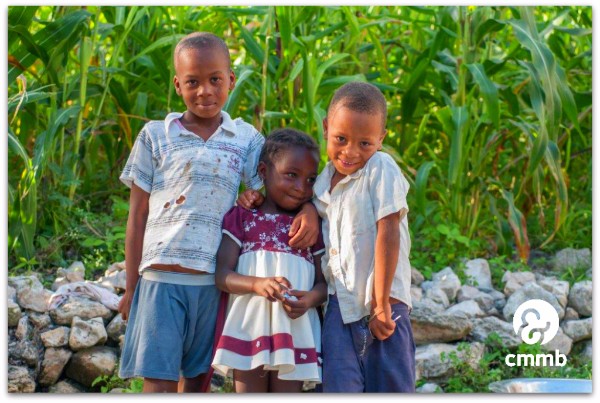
[307,177,316,184]
[360,141,371,147]
[286,173,297,178]
[186,80,198,87]
[336,136,346,143]
[211,77,223,84]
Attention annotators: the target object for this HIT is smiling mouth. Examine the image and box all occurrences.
[288,194,307,203]
[339,159,359,167]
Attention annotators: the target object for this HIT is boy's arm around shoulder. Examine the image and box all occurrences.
[288,202,319,249]
[119,183,149,321]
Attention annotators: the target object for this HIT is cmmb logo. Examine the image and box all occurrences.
[505,299,567,367]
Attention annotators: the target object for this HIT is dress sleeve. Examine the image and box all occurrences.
[119,127,154,193]
[368,153,410,222]
[222,207,245,247]
[242,129,265,190]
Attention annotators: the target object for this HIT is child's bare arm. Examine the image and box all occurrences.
[282,254,327,319]
[119,183,149,321]
[289,202,319,249]
[369,211,400,340]
[215,236,291,301]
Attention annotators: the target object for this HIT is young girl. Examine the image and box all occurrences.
[212,128,327,393]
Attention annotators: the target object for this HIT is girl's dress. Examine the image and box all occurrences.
[212,206,324,386]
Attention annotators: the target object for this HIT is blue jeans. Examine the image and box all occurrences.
[321,294,416,392]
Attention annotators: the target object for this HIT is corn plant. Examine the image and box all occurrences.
[8,5,591,270]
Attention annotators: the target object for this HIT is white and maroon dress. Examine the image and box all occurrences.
[212,206,325,386]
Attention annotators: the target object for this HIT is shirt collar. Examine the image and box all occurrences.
[163,110,237,137]
[314,161,368,202]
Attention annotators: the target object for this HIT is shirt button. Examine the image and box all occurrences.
[330,248,338,256]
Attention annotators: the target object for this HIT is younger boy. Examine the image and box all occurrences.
[118,32,316,393]
[314,82,415,392]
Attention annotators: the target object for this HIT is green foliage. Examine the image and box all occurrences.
[411,220,483,279]
[560,264,591,286]
[441,334,592,393]
[92,372,143,393]
[487,255,532,290]
[7,6,592,277]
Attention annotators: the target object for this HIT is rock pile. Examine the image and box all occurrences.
[7,248,593,393]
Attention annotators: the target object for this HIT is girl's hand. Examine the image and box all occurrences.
[289,203,319,249]
[237,190,264,210]
[281,290,312,319]
[252,276,291,302]
[368,302,396,340]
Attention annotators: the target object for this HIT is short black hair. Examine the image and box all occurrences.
[328,81,387,128]
[259,128,319,166]
[174,32,230,68]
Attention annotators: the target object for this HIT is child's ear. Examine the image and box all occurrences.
[173,75,182,96]
[257,161,267,180]
[378,129,387,150]
[228,69,236,91]
[322,117,328,140]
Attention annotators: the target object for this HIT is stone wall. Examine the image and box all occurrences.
[7,249,592,393]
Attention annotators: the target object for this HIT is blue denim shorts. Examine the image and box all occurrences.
[119,271,220,381]
[321,294,416,393]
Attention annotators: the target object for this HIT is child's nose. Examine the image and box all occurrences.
[197,84,210,96]
[343,145,359,158]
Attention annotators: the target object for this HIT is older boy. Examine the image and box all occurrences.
[314,82,415,392]
[118,32,317,393]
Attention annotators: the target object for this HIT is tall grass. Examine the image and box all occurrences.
[8,6,592,269]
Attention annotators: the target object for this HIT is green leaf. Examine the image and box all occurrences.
[415,161,434,216]
[9,9,92,84]
[82,237,105,247]
[466,63,499,128]
[126,34,185,66]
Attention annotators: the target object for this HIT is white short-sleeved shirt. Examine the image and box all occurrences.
[313,152,412,324]
[119,110,264,274]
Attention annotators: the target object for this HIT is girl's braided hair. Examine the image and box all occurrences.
[259,128,319,166]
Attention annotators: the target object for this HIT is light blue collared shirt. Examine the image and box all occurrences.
[120,110,264,274]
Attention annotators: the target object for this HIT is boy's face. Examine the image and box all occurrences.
[258,147,319,212]
[323,106,386,177]
[173,48,235,121]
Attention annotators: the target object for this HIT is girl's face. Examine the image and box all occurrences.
[258,147,319,213]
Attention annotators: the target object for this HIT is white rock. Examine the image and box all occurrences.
[568,281,592,317]
[537,276,570,309]
[561,318,592,342]
[69,316,108,351]
[464,259,493,290]
[446,300,485,318]
[502,271,536,297]
[554,248,591,270]
[503,283,564,322]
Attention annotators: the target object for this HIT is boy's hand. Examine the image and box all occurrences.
[252,276,291,302]
[281,290,311,319]
[237,190,264,210]
[289,203,318,249]
[118,291,134,321]
[368,302,396,340]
